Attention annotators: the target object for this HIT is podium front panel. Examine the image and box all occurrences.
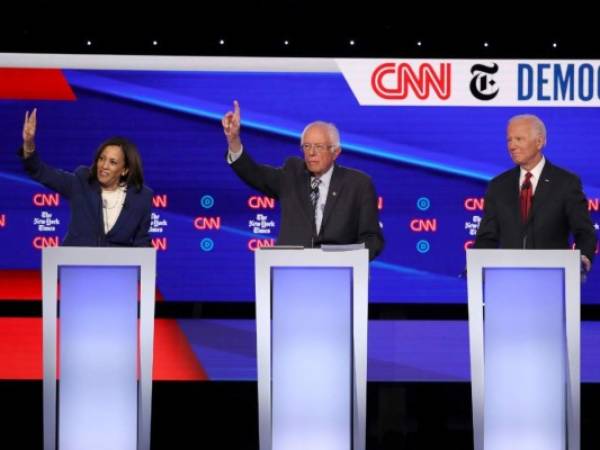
[466,249,580,450]
[272,267,352,450]
[42,247,156,450]
[255,248,369,450]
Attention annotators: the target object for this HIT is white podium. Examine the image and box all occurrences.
[466,249,581,450]
[255,248,369,450]
[42,247,156,450]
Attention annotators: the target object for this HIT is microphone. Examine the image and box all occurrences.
[102,199,108,234]
[581,266,588,283]
[522,203,535,249]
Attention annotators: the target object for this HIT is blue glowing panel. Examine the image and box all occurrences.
[483,268,565,450]
[271,267,352,450]
[59,266,138,450]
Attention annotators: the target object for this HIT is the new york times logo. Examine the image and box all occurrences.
[470,63,499,100]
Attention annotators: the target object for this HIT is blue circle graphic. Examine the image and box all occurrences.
[201,195,215,209]
[416,197,430,211]
[416,240,430,253]
[200,238,214,252]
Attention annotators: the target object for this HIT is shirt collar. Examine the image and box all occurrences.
[312,164,334,189]
[521,156,545,181]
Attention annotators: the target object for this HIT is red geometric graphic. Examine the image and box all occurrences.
[0,270,208,380]
[0,68,76,100]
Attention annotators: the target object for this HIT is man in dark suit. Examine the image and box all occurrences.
[474,114,597,273]
[222,101,384,260]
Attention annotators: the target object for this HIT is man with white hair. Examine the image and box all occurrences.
[222,101,384,260]
[474,114,597,273]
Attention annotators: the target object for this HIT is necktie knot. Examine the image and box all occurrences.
[521,171,533,190]
[311,177,321,190]
[310,178,321,209]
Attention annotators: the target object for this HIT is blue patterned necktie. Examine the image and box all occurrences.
[310,177,321,228]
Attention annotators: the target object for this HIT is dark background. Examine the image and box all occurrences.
[1,2,598,59]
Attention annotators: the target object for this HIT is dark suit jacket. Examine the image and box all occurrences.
[474,160,597,261]
[22,151,153,247]
[230,150,384,260]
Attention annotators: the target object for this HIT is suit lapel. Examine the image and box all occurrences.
[106,188,130,237]
[530,161,553,221]
[295,168,314,225]
[320,165,344,235]
[86,181,105,237]
[505,166,521,226]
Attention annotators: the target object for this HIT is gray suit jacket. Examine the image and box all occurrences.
[230,150,384,260]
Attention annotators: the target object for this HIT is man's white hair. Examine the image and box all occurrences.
[509,114,547,146]
[301,121,341,150]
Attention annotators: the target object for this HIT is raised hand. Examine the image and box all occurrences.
[222,100,242,152]
[22,108,37,155]
[582,255,592,283]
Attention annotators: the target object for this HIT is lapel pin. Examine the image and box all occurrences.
[332,191,337,196]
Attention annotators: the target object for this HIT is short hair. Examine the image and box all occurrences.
[89,137,145,191]
[508,114,547,146]
[301,121,341,150]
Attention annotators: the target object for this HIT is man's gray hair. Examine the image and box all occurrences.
[301,121,341,150]
[509,114,547,146]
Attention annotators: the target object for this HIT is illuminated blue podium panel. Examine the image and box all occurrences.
[42,247,156,450]
[467,250,581,450]
[255,248,369,450]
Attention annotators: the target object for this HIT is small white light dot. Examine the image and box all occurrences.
[152,40,158,46]
[483,42,489,48]
[86,40,92,46]
[552,42,558,48]
[349,40,355,46]
[416,41,422,47]
[219,39,225,45]
[284,40,289,46]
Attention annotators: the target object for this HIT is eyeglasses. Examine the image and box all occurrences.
[300,143,337,153]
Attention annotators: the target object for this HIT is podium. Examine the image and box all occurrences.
[255,248,369,450]
[466,249,580,450]
[42,247,156,450]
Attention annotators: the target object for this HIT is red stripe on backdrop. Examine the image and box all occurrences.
[0,269,42,300]
[0,270,208,380]
[0,68,76,100]
[153,319,208,380]
[0,318,208,380]
[0,318,42,379]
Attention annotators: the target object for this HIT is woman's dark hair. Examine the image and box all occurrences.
[89,137,144,191]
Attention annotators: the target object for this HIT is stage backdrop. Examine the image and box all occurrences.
[0,54,598,381]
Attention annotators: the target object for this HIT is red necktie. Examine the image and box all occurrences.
[520,172,533,223]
